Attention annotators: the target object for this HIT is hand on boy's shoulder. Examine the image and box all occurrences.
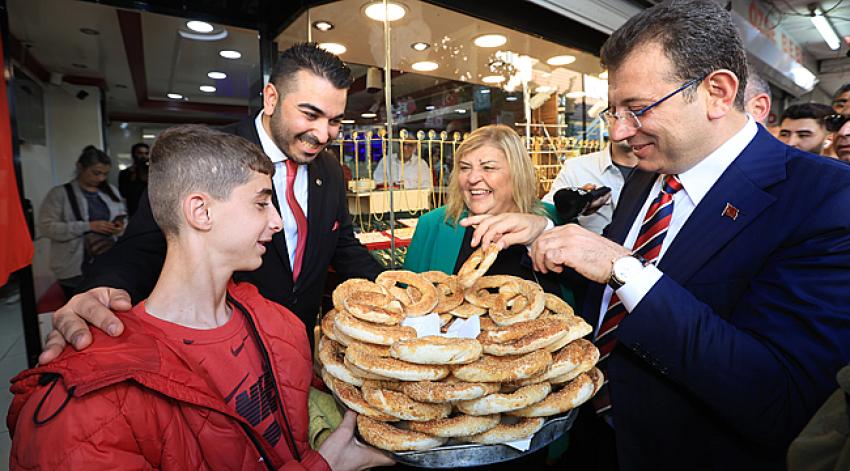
[39,287,131,365]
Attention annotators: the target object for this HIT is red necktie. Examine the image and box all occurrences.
[593,174,683,416]
[285,160,308,281]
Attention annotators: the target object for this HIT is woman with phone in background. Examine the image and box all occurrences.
[38,145,126,299]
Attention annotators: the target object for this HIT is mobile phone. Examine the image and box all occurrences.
[589,186,612,200]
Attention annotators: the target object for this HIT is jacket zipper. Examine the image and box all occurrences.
[239,422,276,471]
[228,293,303,462]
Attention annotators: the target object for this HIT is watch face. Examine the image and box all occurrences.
[614,256,643,282]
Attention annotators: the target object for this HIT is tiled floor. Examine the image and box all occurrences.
[0,290,30,471]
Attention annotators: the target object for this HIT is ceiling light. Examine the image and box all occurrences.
[219,50,242,59]
[455,109,467,114]
[546,55,576,66]
[425,105,435,110]
[199,85,216,93]
[186,21,214,33]
[318,42,347,55]
[207,71,227,80]
[166,93,183,99]
[482,75,505,84]
[142,134,156,139]
[565,91,586,99]
[474,34,507,48]
[412,61,438,72]
[313,21,334,31]
[506,96,518,102]
[479,88,490,94]
[341,119,356,124]
[811,7,841,50]
[535,85,554,93]
[79,28,99,36]
[363,2,407,22]
[361,112,377,118]
[599,70,609,79]
[411,42,430,51]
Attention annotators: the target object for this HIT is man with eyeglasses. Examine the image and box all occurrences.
[777,103,835,155]
[472,1,850,469]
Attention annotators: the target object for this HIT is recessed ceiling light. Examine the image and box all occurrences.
[219,50,242,60]
[506,96,519,102]
[565,91,586,99]
[479,88,491,94]
[341,119,356,124]
[599,70,609,79]
[207,71,227,80]
[313,21,334,31]
[411,42,429,51]
[473,34,507,48]
[455,109,467,114]
[482,75,505,84]
[79,28,99,36]
[412,61,438,72]
[142,134,156,139]
[535,85,554,93]
[318,42,347,55]
[186,21,214,33]
[546,55,576,66]
[363,2,407,22]
[166,93,183,99]
[361,112,377,118]
[425,105,435,111]
[199,85,216,93]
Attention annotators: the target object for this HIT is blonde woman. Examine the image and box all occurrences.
[404,124,573,304]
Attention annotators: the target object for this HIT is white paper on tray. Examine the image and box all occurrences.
[401,313,481,339]
[503,437,533,451]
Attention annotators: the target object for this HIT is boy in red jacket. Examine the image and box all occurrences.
[7,125,392,470]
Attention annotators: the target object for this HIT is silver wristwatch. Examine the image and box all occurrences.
[608,254,649,290]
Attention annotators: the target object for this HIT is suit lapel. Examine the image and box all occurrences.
[658,128,784,283]
[270,182,294,277]
[302,156,327,287]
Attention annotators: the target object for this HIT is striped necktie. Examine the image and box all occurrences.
[592,174,683,416]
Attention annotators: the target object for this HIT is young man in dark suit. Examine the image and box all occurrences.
[39,43,383,363]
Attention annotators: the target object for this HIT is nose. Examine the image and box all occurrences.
[786,134,800,147]
[268,207,283,234]
[313,121,330,144]
[607,117,637,142]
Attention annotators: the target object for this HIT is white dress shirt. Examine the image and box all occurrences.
[254,112,309,269]
[596,117,759,333]
[543,145,626,234]
[372,153,433,189]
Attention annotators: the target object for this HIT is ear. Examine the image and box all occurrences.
[746,94,771,124]
[262,83,279,117]
[183,193,213,231]
[703,70,740,120]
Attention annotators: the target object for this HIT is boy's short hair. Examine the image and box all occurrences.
[148,125,274,237]
[780,103,835,126]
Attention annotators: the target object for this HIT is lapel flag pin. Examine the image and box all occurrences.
[316,178,322,186]
[722,202,739,221]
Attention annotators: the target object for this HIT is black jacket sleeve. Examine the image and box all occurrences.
[78,189,166,303]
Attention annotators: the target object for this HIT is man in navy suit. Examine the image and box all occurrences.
[523,1,850,469]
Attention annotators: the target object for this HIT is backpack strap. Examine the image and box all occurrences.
[63,183,84,222]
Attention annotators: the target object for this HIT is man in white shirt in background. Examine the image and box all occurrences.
[543,139,637,234]
[372,140,433,189]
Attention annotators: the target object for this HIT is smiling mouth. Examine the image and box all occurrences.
[299,135,323,153]
[468,189,492,197]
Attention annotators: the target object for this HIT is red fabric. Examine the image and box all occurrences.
[0,36,33,286]
[6,281,330,471]
[136,301,291,460]
[285,160,308,280]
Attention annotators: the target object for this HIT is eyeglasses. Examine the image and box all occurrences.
[601,75,707,132]
[823,114,850,133]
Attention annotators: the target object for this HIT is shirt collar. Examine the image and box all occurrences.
[597,145,616,174]
[677,116,758,206]
[254,111,287,163]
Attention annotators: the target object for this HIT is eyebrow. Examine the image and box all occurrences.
[298,103,345,121]
[256,188,273,196]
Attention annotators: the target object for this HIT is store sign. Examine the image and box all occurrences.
[741,0,804,64]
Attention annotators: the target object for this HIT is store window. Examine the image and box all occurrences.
[277,0,606,267]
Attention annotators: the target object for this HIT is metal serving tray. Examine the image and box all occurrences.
[386,411,578,468]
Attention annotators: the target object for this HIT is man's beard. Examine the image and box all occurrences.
[269,107,325,164]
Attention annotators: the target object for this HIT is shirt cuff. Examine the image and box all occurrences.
[616,264,663,312]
